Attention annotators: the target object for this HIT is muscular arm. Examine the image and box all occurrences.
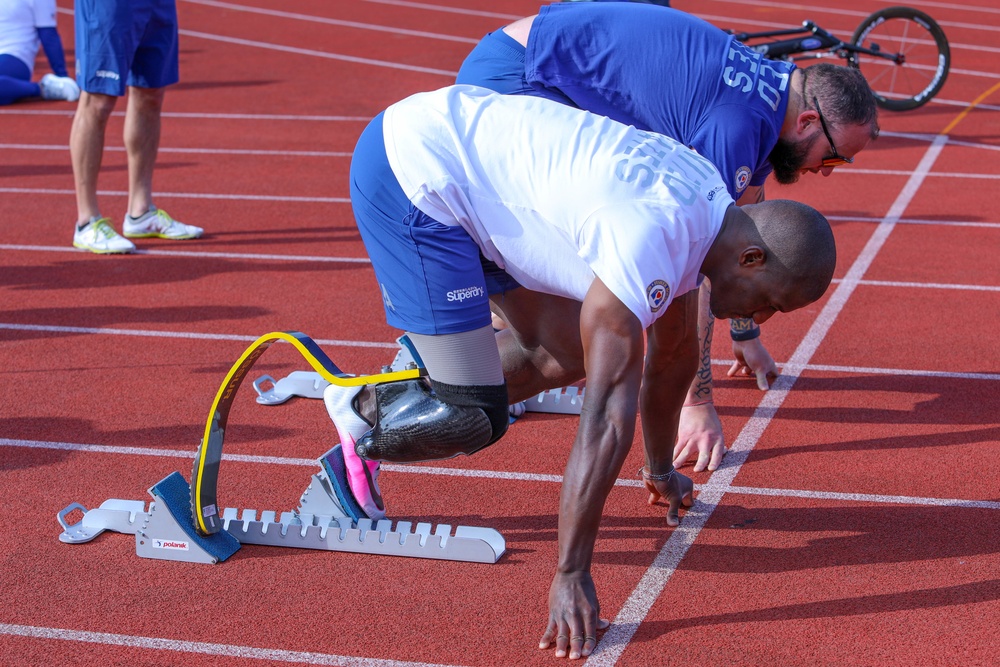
[640,289,700,471]
[541,277,644,659]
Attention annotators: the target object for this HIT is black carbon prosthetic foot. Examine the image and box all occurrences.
[355,379,494,463]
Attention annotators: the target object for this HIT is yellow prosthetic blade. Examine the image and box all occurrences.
[191,331,423,535]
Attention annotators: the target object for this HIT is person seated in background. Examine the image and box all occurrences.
[0,0,79,105]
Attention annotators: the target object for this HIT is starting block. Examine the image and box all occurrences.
[58,469,506,564]
[58,330,506,566]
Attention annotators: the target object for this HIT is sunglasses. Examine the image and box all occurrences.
[813,95,853,168]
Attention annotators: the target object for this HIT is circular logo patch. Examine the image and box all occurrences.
[646,280,670,313]
[734,166,752,192]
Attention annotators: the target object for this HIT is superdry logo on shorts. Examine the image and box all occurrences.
[446,285,485,302]
[646,280,670,313]
[96,70,120,81]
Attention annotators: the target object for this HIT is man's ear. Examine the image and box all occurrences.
[796,109,820,136]
[738,246,767,268]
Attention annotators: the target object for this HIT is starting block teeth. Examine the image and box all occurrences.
[522,386,585,415]
[58,471,505,564]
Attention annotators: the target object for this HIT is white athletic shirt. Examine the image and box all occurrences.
[382,85,734,329]
[0,0,57,73]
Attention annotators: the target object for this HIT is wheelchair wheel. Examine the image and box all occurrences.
[849,6,950,111]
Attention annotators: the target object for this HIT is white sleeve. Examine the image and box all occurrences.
[578,202,689,329]
[32,0,58,28]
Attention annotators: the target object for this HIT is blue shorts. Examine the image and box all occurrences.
[350,113,519,336]
[455,29,574,107]
[74,0,179,95]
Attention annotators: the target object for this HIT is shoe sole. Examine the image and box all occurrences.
[320,444,369,523]
[73,241,134,254]
[122,232,203,240]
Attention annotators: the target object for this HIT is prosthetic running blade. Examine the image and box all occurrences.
[192,331,424,535]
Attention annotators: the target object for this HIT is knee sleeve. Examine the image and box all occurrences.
[354,378,509,463]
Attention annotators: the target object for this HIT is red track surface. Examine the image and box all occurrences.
[2,1,999,665]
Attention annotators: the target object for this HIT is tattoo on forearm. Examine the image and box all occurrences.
[693,315,714,400]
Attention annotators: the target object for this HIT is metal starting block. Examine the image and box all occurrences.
[58,470,506,565]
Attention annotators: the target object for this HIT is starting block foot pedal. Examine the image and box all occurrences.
[254,371,331,405]
[58,499,147,544]
[136,471,241,564]
[58,473,241,564]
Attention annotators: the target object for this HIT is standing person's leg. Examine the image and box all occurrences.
[122,86,164,217]
[70,92,117,223]
[70,0,138,252]
[70,91,137,253]
[119,0,201,240]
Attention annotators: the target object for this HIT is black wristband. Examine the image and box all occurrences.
[730,325,761,342]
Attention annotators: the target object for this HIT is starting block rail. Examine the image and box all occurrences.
[58,470,505,565]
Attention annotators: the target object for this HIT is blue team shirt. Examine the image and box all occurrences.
[524,3,795,198]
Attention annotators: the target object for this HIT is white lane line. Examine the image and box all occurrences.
[851,217,1000,229]
[181,0,479,44]
[0,109,371,120]
[0,245,371,263]
[790,362,1000,382]
[5,438,998,510]
[2,143,352,157]
[0,622,465,667]
[0,187,349,203]
[0,323,398,349]
[2,323,998,380]
[179,29,458,77]
[361,0,520,20]
[727,485,1000,510]
[586,134,951,667]
[841,169,1000,179]
[851,279,1000,292]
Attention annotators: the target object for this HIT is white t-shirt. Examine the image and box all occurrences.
[0,0,57,74]
[383,85,733,329]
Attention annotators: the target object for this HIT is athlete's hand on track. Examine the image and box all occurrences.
[728,337,778,390]
[643,469,694,526]
[539,571,610,659]
[673,402,727,472]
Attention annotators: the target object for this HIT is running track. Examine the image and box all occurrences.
[2,0,999,665]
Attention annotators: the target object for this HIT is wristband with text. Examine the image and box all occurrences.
[730,325,761,342]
